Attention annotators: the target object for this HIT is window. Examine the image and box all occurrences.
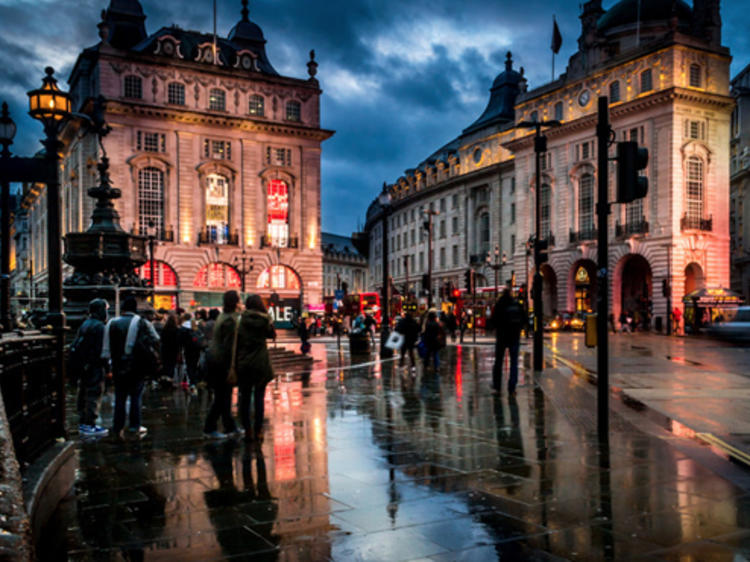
[286,101,301,122]
[609,80,620,103]
[138,167,164,235]
[410,229,415,245]
[440,198,446,212]
[267,179,290,247]
[511,202,516,224]
[452,216,458,234]
[249,94,265,116]
[206,174,230,244]
[626,198,643,226]
[689,64,702,88]
[511,177,515,193]
[478,212,490,256]
[686,156,704,221]
[124,75,142,99]
[419,252,424,272]
[265,146,292,167]
[554,101,563,121]
[439,220,446,239]
[530,110,538,122]
[137,131,166,153]
[452,194,458,209]
[540,184,551,239]
[511,234,516,254]
[640,69,652,93]
[209,88,226,111]
[204,139,231,160]
[452,245,458,266]
[686,120,705,140]
[579,174,595,234]
[168,82,185,105]
[439,247,446,269]
[194,263,242,290]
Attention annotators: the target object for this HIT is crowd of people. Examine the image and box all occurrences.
[70,291,276,441]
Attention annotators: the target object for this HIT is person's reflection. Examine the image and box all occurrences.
[493,394,531,495]
[203,441,279,559]
[420,369,443,433]
[593,440,615,560]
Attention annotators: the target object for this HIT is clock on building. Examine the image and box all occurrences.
[578,89,591,107]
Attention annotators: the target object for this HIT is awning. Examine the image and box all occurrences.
[682,287,745,307]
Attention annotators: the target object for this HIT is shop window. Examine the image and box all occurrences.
[267,179,289,247]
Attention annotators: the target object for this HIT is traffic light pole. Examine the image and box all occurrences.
[424,209,439,308]
[596,96,611,442]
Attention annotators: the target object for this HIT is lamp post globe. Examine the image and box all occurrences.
[28,67,72,132]
[0,103,17,148]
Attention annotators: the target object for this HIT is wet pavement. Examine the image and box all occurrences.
[40,341,750,561]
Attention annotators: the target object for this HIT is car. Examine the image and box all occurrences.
[705,306,750,343]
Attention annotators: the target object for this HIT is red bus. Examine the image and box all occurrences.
[323,292,382,325]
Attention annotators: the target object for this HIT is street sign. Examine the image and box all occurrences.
[334,290,345,300]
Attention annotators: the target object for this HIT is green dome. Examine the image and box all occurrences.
[597,0,692,32]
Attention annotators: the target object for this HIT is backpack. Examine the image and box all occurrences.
[506,301,524,332]
[123,317,161,377]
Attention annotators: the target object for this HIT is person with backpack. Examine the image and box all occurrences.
[71,298,109,437]
[160,312,180,387]
[421,310,444,371]
[102,296,160,438]
[489,288,523,395]
[395,310,420,371]
[179,312,201,394]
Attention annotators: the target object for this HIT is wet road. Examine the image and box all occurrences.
[41,342,750,561]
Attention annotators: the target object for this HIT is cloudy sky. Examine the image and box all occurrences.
[1,0,749,237]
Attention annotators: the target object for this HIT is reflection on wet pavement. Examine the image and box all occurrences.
[41,342,750,561]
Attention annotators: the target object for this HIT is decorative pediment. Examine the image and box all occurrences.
[195,42,224,66]
[234,49,260,72]
[153,35,184,59]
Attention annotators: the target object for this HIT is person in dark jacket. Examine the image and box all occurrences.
[75,298,109,437]
[422,311,443,370]
[489,288,523,394]
[160,312,180,386]
[203,291,242,439]
[236,295,276,442]
[179,312,201,392]
[102,296,160,437]
[395,311,419,370]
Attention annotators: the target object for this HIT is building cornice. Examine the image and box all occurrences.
[105,100,335,142]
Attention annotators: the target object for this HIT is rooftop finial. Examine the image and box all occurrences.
[505,51,513,72]
[307,49,318,79]
[241,0,249,21]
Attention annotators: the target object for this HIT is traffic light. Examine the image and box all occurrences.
[464,268,474,293]
[451,288,461,302]
[421,273,430,294]
[534,239,549,265]
[616,141,649,203]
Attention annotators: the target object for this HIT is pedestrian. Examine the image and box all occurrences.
[237,295,276,442]
[160,312,180,387]
[72,298,109,437]
[421,310,444,370]
[445,308,457,342]
[299,313,311,355]
[102,296,160,438]
[179,312,201,393]
[459,310,467,343]
[672,306,682,335]
[203,291,241,439]
[364,312,377,345]
[608,312,616,334]
[395,310,420,371]
[489,288,524,395]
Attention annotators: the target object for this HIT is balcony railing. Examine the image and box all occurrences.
[681,214,713,232]
[259,234,299,249]
[615,219,649,238]
[198,227,239,246]
[569,228,597,243]
[131,225,175,242]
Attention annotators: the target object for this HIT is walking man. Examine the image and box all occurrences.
[395,310,419,371]
[102,296,160,438]
[73,298,109,437]
[489,288,523,395]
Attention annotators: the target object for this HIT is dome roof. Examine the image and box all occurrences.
[228,0,265,45]
[108,0,145,17]
[463,52,524,135]
[598,0,692,32]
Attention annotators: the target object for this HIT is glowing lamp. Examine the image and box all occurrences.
[0,103,17,146]
[27,67,71,129]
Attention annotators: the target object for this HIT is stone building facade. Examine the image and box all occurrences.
[58,0,332,315]
[363,0,733,330]
[730,64,750,302]
[321,233,367,297]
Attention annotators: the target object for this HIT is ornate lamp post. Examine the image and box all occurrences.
[378,187,393,359]
[0,103,17,331]
[233,248,254,296]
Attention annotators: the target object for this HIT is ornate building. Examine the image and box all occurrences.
[509,0,732,325]
[363,0,733,329]
[731,64,750,302]
[321,232,367,297]
[58,0,332,316]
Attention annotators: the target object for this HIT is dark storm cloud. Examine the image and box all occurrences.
[1,0,749,234]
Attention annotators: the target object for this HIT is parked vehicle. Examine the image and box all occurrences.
[705,306,750,343]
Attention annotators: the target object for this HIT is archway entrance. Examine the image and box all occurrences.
[257,264,302,328]
[137,260,179,310]
[684,262,705,295]
[569,259,597,313]
[192,262,242,308]
[540,264,558,316]
[619,254,653,330]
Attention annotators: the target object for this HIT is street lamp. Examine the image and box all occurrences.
[0,102,17,331]
[422,208,440,308]
[378,187,393,359]
[234,248,254,296]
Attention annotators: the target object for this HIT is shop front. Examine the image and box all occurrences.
[683,287,745,334]
[257,265,302,329]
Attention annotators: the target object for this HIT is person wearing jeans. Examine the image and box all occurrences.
[489,289,523,394]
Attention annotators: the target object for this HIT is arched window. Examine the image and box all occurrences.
[205,174,230,244]
[478,212,490,256]
[249,94,264,116]
[640,69,652,93]
[286,101,301,122]
[686,156,704,221]
[209,88,226,111]
[579,173,595,235]
[609,80,620,103]
[193,263,241,289]
[554,101,563,121]
[267,179,289,247]
[138,260,178,288]
[689,64,702,88]
[124,75,142,99]
[256,265,301,290]
[168,82,185,105]
[138,167,164,236]
[540,183,551,240]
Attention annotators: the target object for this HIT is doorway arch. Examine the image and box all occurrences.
[684,262,704,295]
[568,259,597,313]
[540,263,558,316]
[616,254,653,330]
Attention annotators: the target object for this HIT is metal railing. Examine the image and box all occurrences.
[131,225,175,242]
[615,219,649,238]
[259,234,299,249]
[0,334,64,469]
[198,227,239,246]
[569,228,597,243]
[680,214,713,232]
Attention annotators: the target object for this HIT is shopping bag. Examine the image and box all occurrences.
[385,331,405,351]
